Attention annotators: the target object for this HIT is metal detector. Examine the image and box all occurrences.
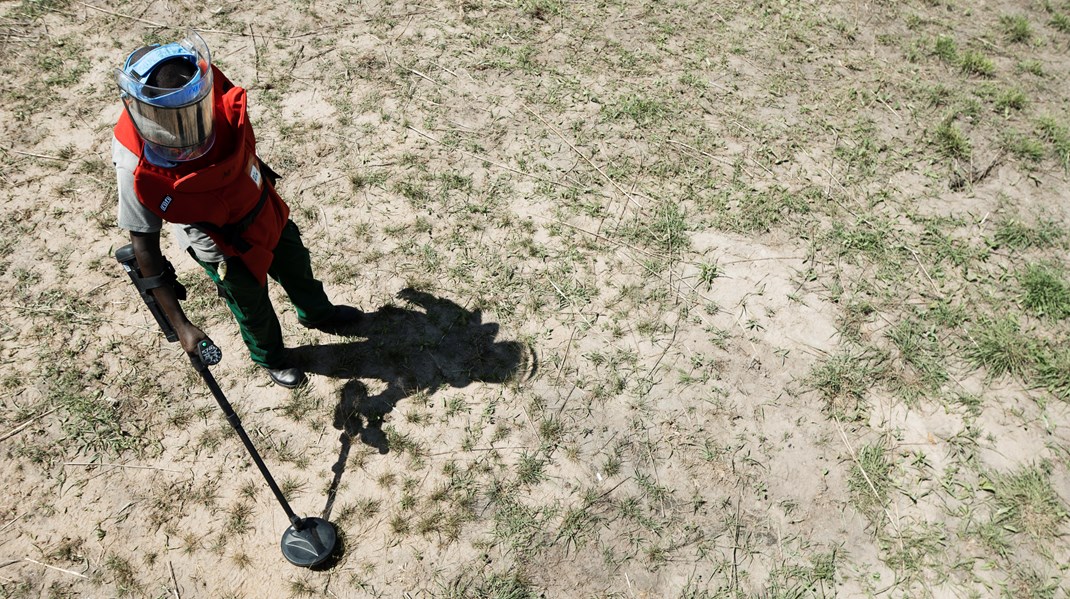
[116,244,338,567]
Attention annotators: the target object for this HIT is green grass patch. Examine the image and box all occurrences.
[917,216,985,269]
[754,551,838,598]
[10,0,69,18]
[807,350,885,421]
[1002,131,1047,162]
[999,15,1033,43]
[838,299,875,343]
[616,200,691,255]
[1050,12,1070,33]
[934,117,972,158]
[103,553,142,597]
[1020,263,1070,319]
[1017,59,1046,77]
[706,186,816,234]
[981,463,1068,539]
[848,442,893,519]
[959,50,996,77]
[994,87,1028,113]
[880,522,949,583]
[934,35,957,61]
[1037,346,1070,400]
[991,217,1065,250]
[1005,567,1061,599]
[963,316,1041,380]
[37,40,90,87]
[1035,116,1070,168]
[493,494,552,556]
[887,317,948,395]
[442,570,541,599]
[395,179,432,207]
[826,217,895,259]
[924,299,969,329]
[601,93,668,127]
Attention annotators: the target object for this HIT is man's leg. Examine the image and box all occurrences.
[197,258,286,368]
[267,220,337,325]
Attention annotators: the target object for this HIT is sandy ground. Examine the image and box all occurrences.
[2,0,1070,597]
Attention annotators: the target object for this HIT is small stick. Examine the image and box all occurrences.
[834,418,904,546]
[169,560,181,599]
[85,281,110,296]
[589,477,629,504]
[666,138,736,167]
[645,319,680,384]
[394,15,415,42]
[0,407,59,443]
[297,174,345,195]
[907,247,939,294]
[521,405,542,443]
[876,95,902,122]
[431,61,458,78]
[24,558,88,579]
[405,66,439,85]
[524,105,644,209]
[722,256,801,265]
[1,147,75,162]
[554,326,576,386]
[196,26,341,41]
[2,303,94,324]
[411,125,652,206]
[0,514,21,534]
[319,206,331,241]
[406,126,557,186]
[427,445,528,457]
[63,462,183,473]
[543,217,655,258]
[554,382,578,418]
[249,24,260,84]
[77,2,164,26]
[731,486,742,592]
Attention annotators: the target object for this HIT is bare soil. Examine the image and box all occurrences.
[2,1,1069,597]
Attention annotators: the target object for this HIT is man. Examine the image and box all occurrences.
[113,31,360,388]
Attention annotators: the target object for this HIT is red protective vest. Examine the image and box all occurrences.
[115,66,289,286]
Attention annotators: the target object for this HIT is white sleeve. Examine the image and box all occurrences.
[113,137,162,233]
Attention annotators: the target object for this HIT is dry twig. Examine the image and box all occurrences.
[63,461,183,473]
[78,2,164,26]
[524,105,644,209]
[0,407,59,443]
[23,558,88,579]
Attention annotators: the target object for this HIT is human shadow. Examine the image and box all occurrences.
[290,287,535,521]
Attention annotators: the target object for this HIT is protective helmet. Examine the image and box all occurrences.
[116,31,215,163]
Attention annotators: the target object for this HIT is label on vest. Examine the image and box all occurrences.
[160,195,173,212]
[249,160,262,188]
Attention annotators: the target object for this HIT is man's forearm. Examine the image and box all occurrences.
[130,231,192,333]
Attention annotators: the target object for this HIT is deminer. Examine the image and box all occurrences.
[113,31,360,388]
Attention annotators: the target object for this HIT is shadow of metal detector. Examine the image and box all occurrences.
[116,244,337,567]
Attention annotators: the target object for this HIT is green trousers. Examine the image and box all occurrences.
[196,220,334,368]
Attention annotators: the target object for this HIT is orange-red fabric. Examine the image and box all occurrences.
[114,66,288,286]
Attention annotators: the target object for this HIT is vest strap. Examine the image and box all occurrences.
[191,170,272,254]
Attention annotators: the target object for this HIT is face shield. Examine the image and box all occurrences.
[116,31,215,163]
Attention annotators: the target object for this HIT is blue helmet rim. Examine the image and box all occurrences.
[116,30,216,163]
[118,31,212,108]
[121,44,208,108]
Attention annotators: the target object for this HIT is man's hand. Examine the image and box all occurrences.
[176,322,210,357]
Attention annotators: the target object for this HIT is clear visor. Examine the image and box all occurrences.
[116,31,215,162]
